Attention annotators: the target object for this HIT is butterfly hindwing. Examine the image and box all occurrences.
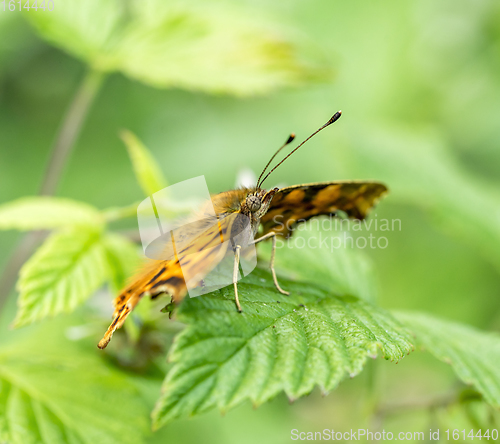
[260,181,388,238]
[98,209,238,349]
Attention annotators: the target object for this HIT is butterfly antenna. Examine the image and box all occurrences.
[258,111,342,188]
[256,133,295,189]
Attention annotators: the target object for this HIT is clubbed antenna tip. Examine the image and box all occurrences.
[326,110,342,126]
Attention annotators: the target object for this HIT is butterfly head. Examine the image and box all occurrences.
[241,188,278,220]
[245,194,262,212]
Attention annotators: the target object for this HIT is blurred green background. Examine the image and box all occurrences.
[1,0,499,442]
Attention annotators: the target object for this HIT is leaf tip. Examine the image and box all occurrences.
[320,389,329,397]
[11,312,29,330]
[251,400,260,409]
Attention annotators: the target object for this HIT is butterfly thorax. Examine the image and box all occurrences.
[211,186,278,239]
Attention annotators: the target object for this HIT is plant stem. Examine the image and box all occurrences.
[0,69,106,310]
[40,69,105,195]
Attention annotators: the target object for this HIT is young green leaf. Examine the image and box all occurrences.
[151,268,413,429]
[23,0,123,72]
[24,0,330,95]
[120,130,167,197]
[112,3,330,95]
[102,232,142,294]
[0,316,150,444]
[395,311,500,408]
[0,197,103,231]
[14,229,109,327]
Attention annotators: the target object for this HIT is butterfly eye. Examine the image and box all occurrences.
[246,195,262,212]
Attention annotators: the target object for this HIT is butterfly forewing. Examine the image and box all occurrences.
[260,181,388,238]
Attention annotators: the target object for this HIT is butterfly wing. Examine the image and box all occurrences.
[260,181,388,238]
[98,210,240,349]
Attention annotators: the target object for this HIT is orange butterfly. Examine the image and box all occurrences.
[98,111,387,349]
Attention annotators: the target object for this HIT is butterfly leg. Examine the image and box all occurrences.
[251,232,290,296]
[233,244,243,312]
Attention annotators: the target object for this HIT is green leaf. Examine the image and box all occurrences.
[0,317,150,444]
[102,232,142,294]
[395,311,500,408]
[23,0,123,72]
[151,268,414,428]
[0,197,103,231]
[24,0,330,95]
[259,220,378,303]
[14,229,109,327]
[112,2,329,95]
[120,130,167,197]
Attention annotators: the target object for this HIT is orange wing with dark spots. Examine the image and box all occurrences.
[98,211,241,349]
[260,181,388,238]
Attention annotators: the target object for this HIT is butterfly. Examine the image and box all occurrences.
[98,111,388,349]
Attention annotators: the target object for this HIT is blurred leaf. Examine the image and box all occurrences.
[344,125,500,272]
[24,0,330,95]
[113,2,329,95]
[0,197,103,231]
[395,311,500,408]
[23,0,123,71]
[152,268,413,428]
[0,14,39,79]
[0,317,150,444]
[433,393,500,435]
[258,220,378,303]
[101,203,138,223]
[120,130,167,197]
[102,232,142,294]
[14,229,108,327]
